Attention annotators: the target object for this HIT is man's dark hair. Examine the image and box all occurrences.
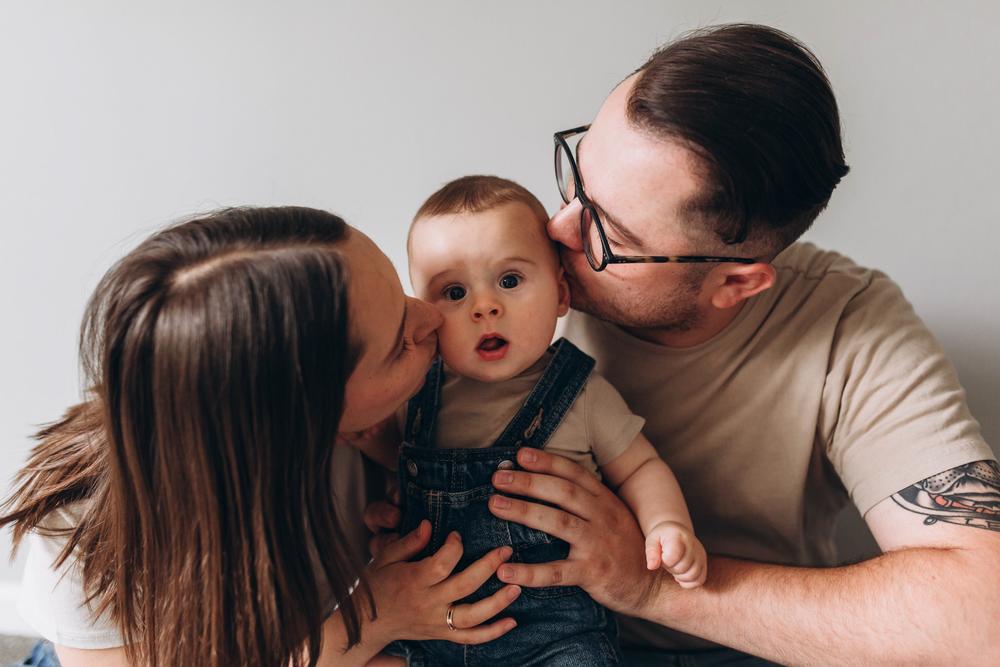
[628,23,849,256]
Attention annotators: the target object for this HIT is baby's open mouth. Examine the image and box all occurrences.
[476,333,509,360]
[477,335,507,351]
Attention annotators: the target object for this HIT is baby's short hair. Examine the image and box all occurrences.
[412,175,549,229]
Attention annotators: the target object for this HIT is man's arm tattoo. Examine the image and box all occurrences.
[891,460,1000,532]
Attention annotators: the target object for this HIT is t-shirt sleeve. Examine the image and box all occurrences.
[822,271,994,516]
[17,529,123,649]
[582,372,646,467]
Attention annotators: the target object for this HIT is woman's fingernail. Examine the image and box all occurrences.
[499,566,514,580]
[520,449,537,463]
[500,546,513,559]
[508,585,521,599]
[492,496,511,509]
[451,531,462,542]
[494,471,513,485]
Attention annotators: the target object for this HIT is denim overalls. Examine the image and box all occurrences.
[386,338,622,667]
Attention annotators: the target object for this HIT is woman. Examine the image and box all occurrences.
[1,207,520,667]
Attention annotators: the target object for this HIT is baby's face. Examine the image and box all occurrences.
[409,201,570,383]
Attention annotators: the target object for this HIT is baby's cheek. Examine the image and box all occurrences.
[435,316,468,362]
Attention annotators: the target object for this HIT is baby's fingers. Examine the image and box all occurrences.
[658,535,686,570]
[644,535,663,571]
[665,540,697,575]
[674,560,707,588]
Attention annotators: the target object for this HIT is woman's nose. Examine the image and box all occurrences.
[547,200,584,252]
[410,298,443,343]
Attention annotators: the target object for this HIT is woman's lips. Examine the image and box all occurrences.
[476,333,509,361]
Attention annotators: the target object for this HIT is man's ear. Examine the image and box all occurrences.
[708,262,776,310]
[556,267,571,317]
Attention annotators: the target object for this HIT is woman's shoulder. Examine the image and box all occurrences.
[19,499,124,650]
[33,499,90,533]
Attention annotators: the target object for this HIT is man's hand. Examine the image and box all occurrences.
[488,447,668,616]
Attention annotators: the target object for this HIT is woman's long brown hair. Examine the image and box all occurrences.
[1,207,369,666]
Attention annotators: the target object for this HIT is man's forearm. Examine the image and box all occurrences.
[644,547,1000,665]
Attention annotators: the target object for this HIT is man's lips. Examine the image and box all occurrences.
[476,333,508,361]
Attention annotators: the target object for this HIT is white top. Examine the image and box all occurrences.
[17,443,373,649]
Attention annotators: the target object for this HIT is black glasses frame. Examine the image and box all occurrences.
[554,125,756,272]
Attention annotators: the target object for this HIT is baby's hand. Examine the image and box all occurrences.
[644,520,707,589]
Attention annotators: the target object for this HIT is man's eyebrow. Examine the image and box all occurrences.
[594,204,646,248]
[577,136,646,249]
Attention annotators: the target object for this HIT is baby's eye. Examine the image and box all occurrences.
[499,274,521,289]
[444,285,467,301]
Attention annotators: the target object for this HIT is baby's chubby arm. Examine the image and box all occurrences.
[600,434,707,588]
[337,415,402,471]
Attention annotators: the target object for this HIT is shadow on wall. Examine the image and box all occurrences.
[834,326,999,564]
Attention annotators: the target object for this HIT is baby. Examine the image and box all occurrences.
[363,176,706,666]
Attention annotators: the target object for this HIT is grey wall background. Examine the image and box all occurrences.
[1,0,997,611]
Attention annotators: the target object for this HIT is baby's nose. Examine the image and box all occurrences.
[472,300,502,320]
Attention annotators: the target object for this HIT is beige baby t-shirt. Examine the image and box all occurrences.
[399,348,646,477]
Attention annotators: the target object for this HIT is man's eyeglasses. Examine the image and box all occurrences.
[554,125,756,272]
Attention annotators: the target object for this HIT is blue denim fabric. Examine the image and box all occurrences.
[621,646,780,666]
[387,338,621,666]
[9,641,61,667]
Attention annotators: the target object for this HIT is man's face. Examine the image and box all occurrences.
[547,75,712,331]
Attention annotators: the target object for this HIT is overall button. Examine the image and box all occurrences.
[406,460,419,477]
[497,459,515,470]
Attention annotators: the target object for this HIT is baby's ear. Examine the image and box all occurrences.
[556,267,571,317]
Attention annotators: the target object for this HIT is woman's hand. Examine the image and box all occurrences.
[363,492,402,558]
[364,519,521,646]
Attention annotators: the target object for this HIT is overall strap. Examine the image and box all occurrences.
[403,356,444,448]
[492,338,595,451]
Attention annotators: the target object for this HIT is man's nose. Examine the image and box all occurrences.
[411,298,443,343]
[547,200,584,252]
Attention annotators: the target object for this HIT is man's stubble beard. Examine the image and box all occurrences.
[566,265,708,333]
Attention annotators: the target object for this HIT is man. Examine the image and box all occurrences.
[478,23,999,665]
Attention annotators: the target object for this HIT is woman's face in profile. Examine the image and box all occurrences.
[339,228,443,433]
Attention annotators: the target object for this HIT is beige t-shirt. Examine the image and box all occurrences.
[559,242,994,651]
[401,348,646,476]
[17,444,375,649]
